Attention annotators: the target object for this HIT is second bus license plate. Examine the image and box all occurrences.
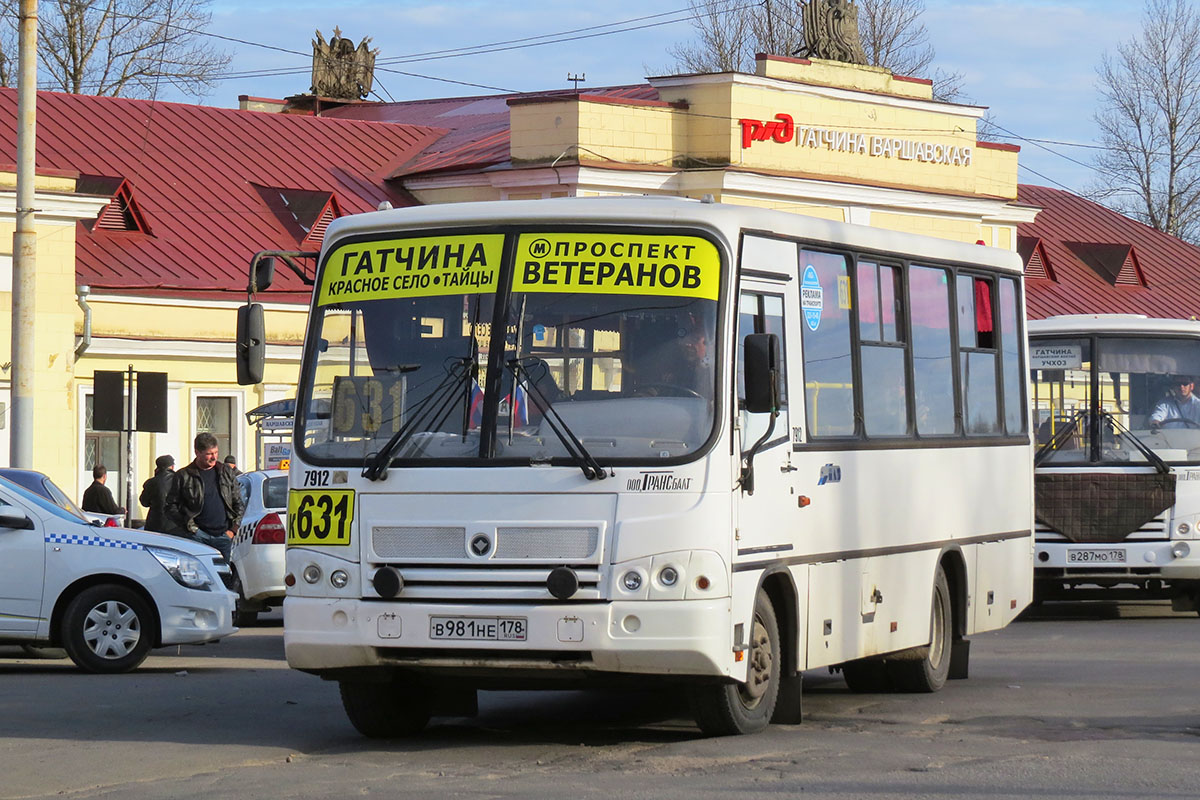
[429,616,527,641]
[1067,548,1127,564]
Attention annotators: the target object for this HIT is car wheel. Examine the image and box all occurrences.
[688,589,780,736]
[60,584,154,674]
[230,570,259,627]
[339,678,432,738]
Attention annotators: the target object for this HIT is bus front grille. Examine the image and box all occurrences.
[371,525,601,563]
[1036,511,1169,542]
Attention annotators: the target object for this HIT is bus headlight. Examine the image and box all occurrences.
[658,566,679,587]
[1178,522,1190,535]
[622,571,643,591]
[303,564,322,584]
[330,569,349,589]
[1172,541,1191,559]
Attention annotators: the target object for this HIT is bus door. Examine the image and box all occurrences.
[733,237,809,660]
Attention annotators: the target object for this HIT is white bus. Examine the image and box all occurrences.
[1029,315,1200,611]
[237,197,1033,737]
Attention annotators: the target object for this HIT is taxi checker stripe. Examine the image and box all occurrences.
[44,533,143,551]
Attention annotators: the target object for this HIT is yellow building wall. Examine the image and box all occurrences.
[723,196,847,220]
[411,186,503,205]
[0,216,89,494]
[869,211,983,244]
[758,56,933,100]
[72,298,310,514]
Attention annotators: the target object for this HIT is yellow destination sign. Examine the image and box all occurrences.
[287,489,354,547]
[514,233,720,300]
[318,234,504,306]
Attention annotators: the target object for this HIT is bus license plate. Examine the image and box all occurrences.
[1067,548,1127,564]
[429,616,527,641]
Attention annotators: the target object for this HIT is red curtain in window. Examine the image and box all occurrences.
[975,278,993,333]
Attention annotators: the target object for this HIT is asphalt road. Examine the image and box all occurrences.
[2,603,1198,800]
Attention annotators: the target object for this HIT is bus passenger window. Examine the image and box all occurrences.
[909,266,955,435]
[999,278,1027,434]
[858,261,908,436]
[800,250,855,437]
[958,275,1000,434]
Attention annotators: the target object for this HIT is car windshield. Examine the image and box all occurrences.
[1032,335,1200,464]
[298,229,722,467]
[0,474,91,524]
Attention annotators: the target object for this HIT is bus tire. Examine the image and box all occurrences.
[841,658,892,692]
[60,584,154,674]
[339,678,431,738]
[689,590,780,736]
[887,565,952,693]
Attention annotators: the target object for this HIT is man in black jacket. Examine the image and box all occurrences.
[165,433,245,560]
[82,465,124,517]
[139,454,175,532]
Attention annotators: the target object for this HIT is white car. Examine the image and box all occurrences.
[0,467,123,528]
[0,474,237,673]
[231,469,288,625]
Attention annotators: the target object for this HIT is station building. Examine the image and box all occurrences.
[4,51,1196,519]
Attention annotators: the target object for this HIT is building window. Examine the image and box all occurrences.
[85,394,123,496]
[196,396,234,460]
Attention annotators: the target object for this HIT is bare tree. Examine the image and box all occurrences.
[669,0,962,100]
[668,0,804,74]
[1091,0,1200,243]
[0,0,230,98]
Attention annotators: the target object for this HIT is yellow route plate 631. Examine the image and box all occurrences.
[287,489,355,547]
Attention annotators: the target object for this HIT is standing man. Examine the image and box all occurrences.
[166,433,245,561]
[81,465,125,516]
[139,455,175,532]
[223,455,242,476]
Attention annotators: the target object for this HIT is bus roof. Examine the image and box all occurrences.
[1029,314,1200,336]
[321,196,1024,275]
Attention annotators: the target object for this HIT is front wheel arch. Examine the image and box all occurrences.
[49,575,161,648]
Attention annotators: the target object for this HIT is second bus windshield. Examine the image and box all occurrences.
[1032,335,1200,463]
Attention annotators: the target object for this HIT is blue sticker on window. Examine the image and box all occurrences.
[801,265,823,331]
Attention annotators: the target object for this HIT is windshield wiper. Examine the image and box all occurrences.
[508,358,608,481]
[362,358,474,481]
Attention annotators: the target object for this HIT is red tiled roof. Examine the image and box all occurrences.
[323,85,661,179]
[1018,184,1200,320]
[0,89,442,299]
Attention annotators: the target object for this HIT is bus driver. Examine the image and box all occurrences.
[1150,375,1200,430]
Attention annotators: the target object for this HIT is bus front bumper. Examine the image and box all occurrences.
[283,596,734,679]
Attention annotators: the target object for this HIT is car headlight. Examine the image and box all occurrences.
[147,546,213,590]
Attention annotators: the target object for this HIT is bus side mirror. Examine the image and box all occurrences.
[250,256,275,293]
[743,333,781,415]
[237,303,265,385]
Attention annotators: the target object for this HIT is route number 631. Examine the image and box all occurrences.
[287,490,355,546]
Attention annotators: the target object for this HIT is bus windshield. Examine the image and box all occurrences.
[1032,335,1200,464]
[298,229,721,467]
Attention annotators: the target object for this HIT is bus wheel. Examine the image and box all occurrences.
[689,590,780,736]
[841,658,891,692]
[888,565,952,693]
[339,677,431,738]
